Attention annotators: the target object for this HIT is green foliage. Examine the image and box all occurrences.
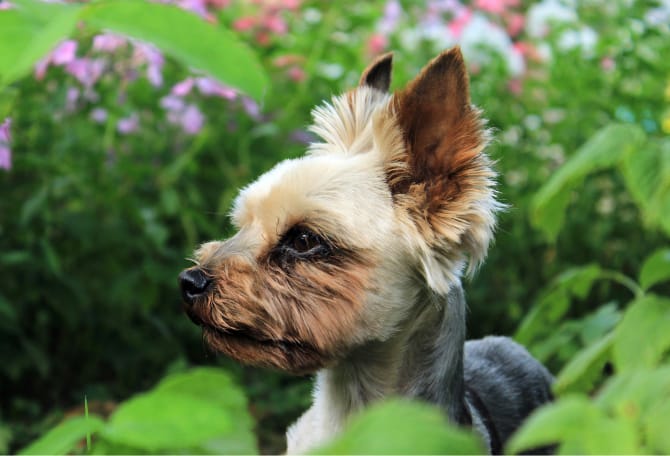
[530,124,645,241]
[639,248,670,291]
[19,368,255,455]
[19,415,104,455]
[0,0,267,99]
[312,400,485,455]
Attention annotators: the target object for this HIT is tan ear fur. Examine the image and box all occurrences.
[359,52,393,93]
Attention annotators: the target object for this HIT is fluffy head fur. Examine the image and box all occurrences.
[182,47,502,373]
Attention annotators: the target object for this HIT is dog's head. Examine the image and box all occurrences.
[179,48,501,374]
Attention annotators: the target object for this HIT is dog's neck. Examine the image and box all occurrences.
[311,282,468,434]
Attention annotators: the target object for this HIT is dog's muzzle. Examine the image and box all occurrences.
[179,268,211,306]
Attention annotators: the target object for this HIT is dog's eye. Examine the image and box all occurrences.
[278,226,330,260]
[292,232,320,253]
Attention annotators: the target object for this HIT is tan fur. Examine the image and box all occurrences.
[181,47,503,453]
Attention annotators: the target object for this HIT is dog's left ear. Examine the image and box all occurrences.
[393,47,485,191]
[359,52,393,92]
[390,47,498,280]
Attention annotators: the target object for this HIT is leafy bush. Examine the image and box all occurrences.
[1,0,669,454]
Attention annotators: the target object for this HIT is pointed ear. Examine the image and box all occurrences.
[393,47,484,186]
[359,52,393,92]
[391,47,498,277]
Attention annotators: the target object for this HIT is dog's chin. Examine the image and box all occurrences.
[201,325,332,375]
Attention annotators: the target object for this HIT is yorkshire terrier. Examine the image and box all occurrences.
[179,47,553,454]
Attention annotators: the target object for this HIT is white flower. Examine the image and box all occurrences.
[460,13,525,76]
[558,26,598,57]
[526,0,577,38]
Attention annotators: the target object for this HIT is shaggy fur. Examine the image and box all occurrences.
[180,47,553,454]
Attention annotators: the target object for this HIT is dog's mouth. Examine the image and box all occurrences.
[187,311,328,374]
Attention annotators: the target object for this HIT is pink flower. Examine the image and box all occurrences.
[133,43,164,87]
[241,97,260,119]
[475,0,518,14]
[448,8,472,38]
[65,87,80,112]
[117,113,139,134]
[0,117,11,171]
[90,108,108,123]
[93,33,127,53]
[51,40,78,65]
[506,13,525,37]
[180,105,205,134]
[172,78,195,96]
[0,144,10,170]
[263,14,287,34]
[195,77,237,99]
[65,58,106,88]
[287,66,305,82]
[0,2,12,10]
[160,95,186,112]
[367,33,388,56]
[34,56,50,80]
[233,16,257,32]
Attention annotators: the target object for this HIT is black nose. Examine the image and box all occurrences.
[179,268,211,305]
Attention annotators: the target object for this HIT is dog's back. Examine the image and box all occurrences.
[464,336,554,452]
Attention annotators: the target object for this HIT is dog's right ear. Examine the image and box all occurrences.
[359,53,393,92]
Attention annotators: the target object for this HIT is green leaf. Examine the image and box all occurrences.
[596,367,670,421]
[553,332,613,395]
[102,392,233,452]
[645,399,670,453]
[554,264,602,299]
[620,138,670,236]
[639,248,670,291]
[102,368,256,454]
[312,399,485,455]
[81,0,268,100]
[0,3,81,87]
[507,395,638,455]
[530,123,646,241]
[515,265,601,346]
[613,295,670,371]
[19,415,104,455]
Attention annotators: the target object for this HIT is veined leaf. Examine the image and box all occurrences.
[613,295,670,371]
[81,0,268,100]
[530,123,646,241]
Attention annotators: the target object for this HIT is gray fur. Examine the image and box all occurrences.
[401,285,554,453]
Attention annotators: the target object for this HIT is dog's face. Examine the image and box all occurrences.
[179,48,500,374]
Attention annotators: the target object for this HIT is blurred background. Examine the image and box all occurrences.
[1,0,669,454]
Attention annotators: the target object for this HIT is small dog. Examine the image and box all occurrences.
[179,47,553,454]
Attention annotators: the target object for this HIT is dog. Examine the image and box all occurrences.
[179,47,554,454]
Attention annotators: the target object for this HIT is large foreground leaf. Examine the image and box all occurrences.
[0,0,268,100]
[312,399,485,455]
[82,0,268,100]
[0,5,80,86]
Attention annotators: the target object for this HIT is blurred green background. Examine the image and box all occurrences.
[1,0,670,454]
